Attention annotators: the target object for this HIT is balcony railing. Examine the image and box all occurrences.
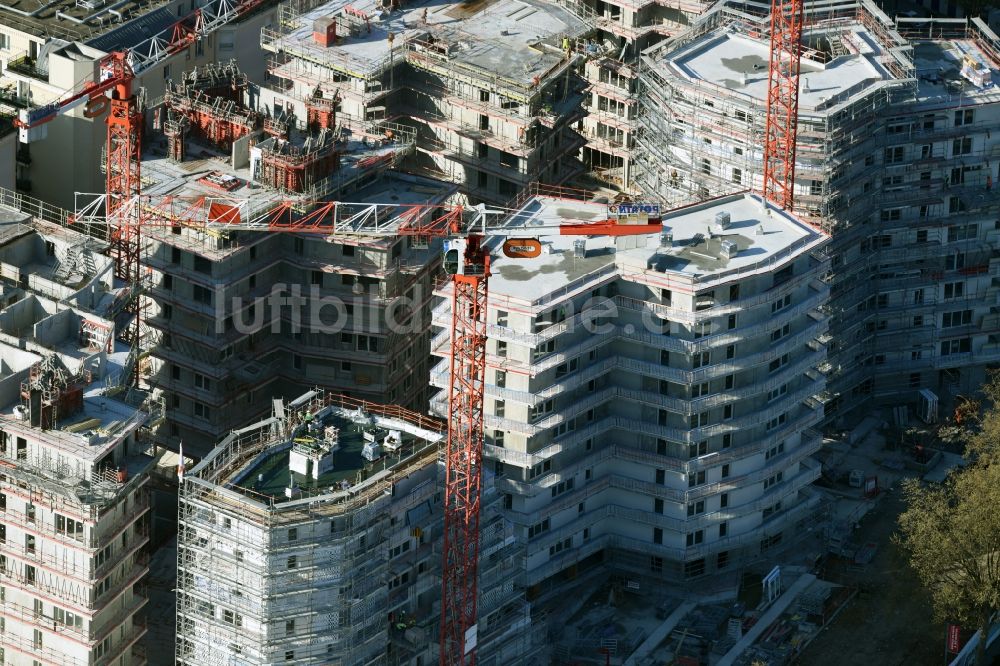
[5,53,48,81]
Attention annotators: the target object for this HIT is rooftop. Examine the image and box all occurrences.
[141,122,413,201]
[652,5,1000,112]
[910,37,1000,106]
[665,31,890,112]
[266,0,587,84]
[0,352,147,461]
[136,168,455,261]
[192,391,445,507]
[487,192,827,303]
[237,409,433,497]
[0,0,174,43]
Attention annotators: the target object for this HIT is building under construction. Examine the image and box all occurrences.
[260,0,595,204]
[575,0,717,191]
[95,60,457,456]
[636,0,1000,423]
[0,202,159,666]
[429,187,830,585]
[175,390,539,666]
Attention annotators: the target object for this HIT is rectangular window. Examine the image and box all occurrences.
[940,338,972,356]
[686,530,704,546]
[528,519,550,539]
[550,478,575,497]
[767,384,788,403]
[884,146,905,164]
[953,137,972,156]
[763,471,784,490]
[944,282,965,299]
[947,224,977,242]
[771,294,791,313]
[766,412,787,432]
[942,310,972,328]
[192,284,212,305]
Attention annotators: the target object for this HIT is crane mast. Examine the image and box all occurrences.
[762,0,804,210]
[440,236,489,666]
[103,53,141,285]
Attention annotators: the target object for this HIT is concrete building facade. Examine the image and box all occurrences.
[430,189,830,583]
[0,206,157,665]
[259,0,593,204]
[636,0,1000,424]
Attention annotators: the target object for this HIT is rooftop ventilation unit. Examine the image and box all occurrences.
[719,240,738,260]
[713,211,731,235]
[573,239,586,258]
[659,231,673,247]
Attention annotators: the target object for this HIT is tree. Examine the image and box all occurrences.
[896,377,1000,665]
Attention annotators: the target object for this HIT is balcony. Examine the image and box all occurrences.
[5,53,48,82]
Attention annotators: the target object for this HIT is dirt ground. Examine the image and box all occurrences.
[799,490,943,666]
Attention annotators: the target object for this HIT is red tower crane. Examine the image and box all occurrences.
[16,52,140,281]
[17,52,143,384]
[762,0,805,210]
[73,191,664,665]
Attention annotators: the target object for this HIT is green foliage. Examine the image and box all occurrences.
[895,374,1000,663]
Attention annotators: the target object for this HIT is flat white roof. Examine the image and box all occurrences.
[487,193,827,304]
[275,0,586,83]
[0,384,146,464]
[669,32,886,110]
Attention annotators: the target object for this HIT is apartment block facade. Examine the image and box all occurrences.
[430,190,830,583]
[260,0,592,204]
[636,1,1000,423]
[143,173,449,457]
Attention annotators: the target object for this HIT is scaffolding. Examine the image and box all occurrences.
[256,128,340,193]
[176,390,536,665]
[634,0,1000,423]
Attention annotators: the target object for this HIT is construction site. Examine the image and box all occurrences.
[636,0,1000,422]
[0,202,161,666]
[175,389,538,666]
[0,0,997,661]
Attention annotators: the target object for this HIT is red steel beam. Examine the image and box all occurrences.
[762,0,804,210]
[440,236,489,666]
